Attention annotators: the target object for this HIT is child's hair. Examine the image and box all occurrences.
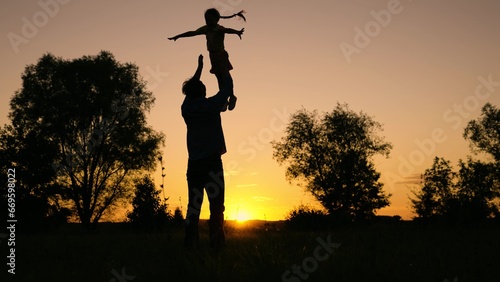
[182,78,206,98]
[205,8,246,22]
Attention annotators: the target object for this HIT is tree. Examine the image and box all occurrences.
[410,103,500,223]
[411,157,499,223]
[410,157,457,221]
[456,158,497,221]
[1,51,164,230]
[272,104,392,221]
[464,103,500,162]
[127,176,172,230]
[463,103,500,218]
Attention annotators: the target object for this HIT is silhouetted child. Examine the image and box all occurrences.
[169,8,245,111]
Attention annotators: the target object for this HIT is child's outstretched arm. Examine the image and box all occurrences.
[225,28,245,39]
[168,29,203,41]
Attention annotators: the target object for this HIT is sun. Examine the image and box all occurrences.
[235,211,251,223]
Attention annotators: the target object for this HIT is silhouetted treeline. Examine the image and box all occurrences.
[411,104,500,226]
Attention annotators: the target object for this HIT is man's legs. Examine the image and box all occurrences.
[185,155,225,249]
[185,161,205,248]
[206,156,225,249]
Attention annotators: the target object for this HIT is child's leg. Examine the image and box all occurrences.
[215,72,229,112]
[225,72,237,111]
[217,72,237,111]
[215,73,224,91]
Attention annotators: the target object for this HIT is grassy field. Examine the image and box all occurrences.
[2,221,500,282]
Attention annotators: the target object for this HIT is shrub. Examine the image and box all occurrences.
[285,205,329,230]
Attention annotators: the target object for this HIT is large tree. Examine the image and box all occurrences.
[1,51,164,230]
[272,104,392,221]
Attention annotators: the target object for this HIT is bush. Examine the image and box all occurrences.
[172,207,185,227]
[285,205,329,230]
[127,176,173,230]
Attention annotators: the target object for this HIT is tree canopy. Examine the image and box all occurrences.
[410,156,498,223]
[272,104,392,222]
[464,103,500,162]
[410,157,456,220]
[0,51,165,229]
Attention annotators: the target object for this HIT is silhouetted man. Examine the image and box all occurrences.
[181,54,232,249]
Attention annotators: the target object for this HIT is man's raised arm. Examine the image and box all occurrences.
[193,54,203,81]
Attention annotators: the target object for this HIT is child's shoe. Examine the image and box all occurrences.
[228,95,237,111]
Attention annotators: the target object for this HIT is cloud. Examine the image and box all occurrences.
[236,184,257,188]
[395,173,422,185]
[252,196,272,202]
[225,170,240,176]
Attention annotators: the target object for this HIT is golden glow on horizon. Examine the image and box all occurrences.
[235,209,251,223]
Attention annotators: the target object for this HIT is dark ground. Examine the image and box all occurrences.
[1,220,499,282]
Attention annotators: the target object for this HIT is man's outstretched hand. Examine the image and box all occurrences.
[168,36,178,41]
[198,54,203,68]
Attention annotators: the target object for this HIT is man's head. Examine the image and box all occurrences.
[182,78,206,99]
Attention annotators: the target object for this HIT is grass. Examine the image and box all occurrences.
[2,221,500,282]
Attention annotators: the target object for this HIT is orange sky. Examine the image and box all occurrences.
[1,0,500,221]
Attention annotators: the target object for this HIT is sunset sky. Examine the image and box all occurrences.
[1,0,499,221]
